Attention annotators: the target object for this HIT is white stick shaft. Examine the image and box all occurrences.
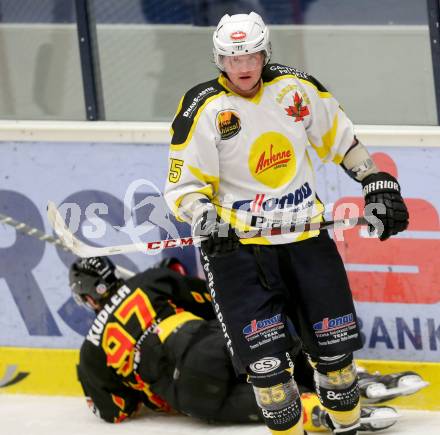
[0,212,70,251]
[47,201,367,258]
[1,209,137,276]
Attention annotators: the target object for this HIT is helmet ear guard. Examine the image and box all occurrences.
[69,256,121,310]
[213,11,271,71]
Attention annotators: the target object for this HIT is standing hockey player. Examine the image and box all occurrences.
[164,12,409,435]
[71,256,425,432]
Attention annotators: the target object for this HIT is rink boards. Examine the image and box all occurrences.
[0,346,438,411]
[0,124,439,407]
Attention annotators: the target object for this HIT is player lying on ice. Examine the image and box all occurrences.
[70,256,428,432]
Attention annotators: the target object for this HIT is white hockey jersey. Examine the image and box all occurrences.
[164,64,355,244]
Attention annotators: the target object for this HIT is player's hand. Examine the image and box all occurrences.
[191,202,218,239]
[191,203,239,256]
[361,172,409,241]
[152,257,187,276]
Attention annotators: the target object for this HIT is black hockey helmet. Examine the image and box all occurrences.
[69,256,121,310]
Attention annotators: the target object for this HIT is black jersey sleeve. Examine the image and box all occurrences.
[262,63,328,89]
[165,273,216,320]
[170,79,226,147]
[77,341,143,423]
[127,268,216,320]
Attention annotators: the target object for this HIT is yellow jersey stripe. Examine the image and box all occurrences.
[263,73,332,99]
[157,312,202,343]
[310,113,339,160]
[187,164,220,196]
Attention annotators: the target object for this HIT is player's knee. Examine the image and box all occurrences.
[247,352,303,431]
[247,351,295,388]
[310,353,360,412]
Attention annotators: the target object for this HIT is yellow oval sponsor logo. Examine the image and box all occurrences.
[248,132,296,188]
[216,110,241,140]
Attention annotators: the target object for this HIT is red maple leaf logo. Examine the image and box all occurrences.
[285,91,310,122]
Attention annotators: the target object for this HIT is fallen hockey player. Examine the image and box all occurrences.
[70,256,428,432]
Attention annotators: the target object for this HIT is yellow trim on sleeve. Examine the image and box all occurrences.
[171,166,220,221]
[172,186,215,223]
[305,149,314,171]
[299,78,332,99]
[187,165,220,197]
[157,312,202,343]
[264,74,297,86]
[322,113,339,153]
[170,165,220,222]
[171,197,186,222]
[309,113,339,161]
[261,72,333,99]
[332,152,345,165]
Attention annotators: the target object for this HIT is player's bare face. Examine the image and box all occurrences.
[222,52,264,97]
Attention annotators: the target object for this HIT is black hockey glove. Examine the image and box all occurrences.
[152,257,188,275]
[361,172,409,241]
[191,204,240,257]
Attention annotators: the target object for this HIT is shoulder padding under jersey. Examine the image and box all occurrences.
[262,63,329,93]
[171,78,226,146]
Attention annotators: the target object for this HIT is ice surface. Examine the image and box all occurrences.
[1,394,440,435]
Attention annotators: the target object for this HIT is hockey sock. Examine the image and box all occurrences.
[310,356,360,432]
[270,422,305,435]
[248,352,304,434]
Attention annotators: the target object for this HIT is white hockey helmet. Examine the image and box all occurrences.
[213,12,271,71]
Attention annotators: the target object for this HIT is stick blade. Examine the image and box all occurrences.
[46,201,88,257]
[47,201,73,247]
[46,201,151,257]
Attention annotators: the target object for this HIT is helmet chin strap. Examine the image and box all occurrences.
[84,294,102,312]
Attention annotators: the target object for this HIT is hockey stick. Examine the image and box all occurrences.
[0,211,135,279]
[47,201,368,258]
[0,212,70,251]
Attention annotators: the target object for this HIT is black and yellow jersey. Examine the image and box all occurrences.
[165,63,355,244]
[77,268,213,423]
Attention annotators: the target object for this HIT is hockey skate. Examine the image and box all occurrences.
[301,392,400,433]
[358,405,401,431]
[357,368,429,403]
[330,406,399,433]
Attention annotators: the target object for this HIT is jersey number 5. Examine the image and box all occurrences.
[168,158,184,183]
